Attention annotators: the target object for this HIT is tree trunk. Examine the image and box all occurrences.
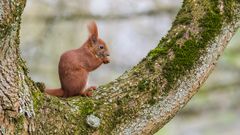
[0,0,239,135]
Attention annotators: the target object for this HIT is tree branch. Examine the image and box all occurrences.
[0,0,36,134]
[0,0,240,135]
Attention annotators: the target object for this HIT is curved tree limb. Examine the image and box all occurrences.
[0,0,239,135]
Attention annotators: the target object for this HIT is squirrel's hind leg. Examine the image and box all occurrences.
[86,86,97,91]
[79,86,97,97]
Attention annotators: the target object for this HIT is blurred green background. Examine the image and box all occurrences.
[20,0,240,135]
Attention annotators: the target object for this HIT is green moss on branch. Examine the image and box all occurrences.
[223,0,236,22]
[144,0,231,95]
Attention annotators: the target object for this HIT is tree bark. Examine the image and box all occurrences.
[0,0,36,134]
[0,0,239,135]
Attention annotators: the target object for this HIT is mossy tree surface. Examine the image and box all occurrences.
[0,0,239,135]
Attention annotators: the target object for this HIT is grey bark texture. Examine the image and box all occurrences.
[0,0,239,135]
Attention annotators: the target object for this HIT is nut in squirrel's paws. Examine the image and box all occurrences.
[102,57,110,64]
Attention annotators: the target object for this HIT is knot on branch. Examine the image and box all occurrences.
[86,114,100,128]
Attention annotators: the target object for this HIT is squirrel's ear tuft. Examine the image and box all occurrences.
[88,21,98,44]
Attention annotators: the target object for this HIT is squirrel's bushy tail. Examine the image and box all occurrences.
[45,88,64,97]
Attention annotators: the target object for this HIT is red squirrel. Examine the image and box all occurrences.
[45,21,110,97]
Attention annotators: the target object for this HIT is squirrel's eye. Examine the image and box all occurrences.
[99,46,104,49]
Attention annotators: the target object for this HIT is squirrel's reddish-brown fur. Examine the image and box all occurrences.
[45,21,110,97]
